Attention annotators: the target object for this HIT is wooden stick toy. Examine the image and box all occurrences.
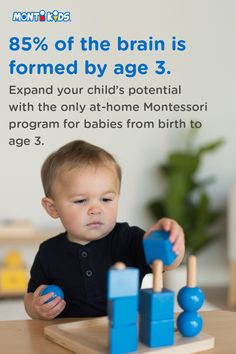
[177,255,205,337]
[152,259,163,292]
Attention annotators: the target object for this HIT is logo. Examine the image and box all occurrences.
[12,10,71,22]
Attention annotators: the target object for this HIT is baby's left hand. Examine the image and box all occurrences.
[144,217,185,256]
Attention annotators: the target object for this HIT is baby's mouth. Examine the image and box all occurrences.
[86,221,103,227]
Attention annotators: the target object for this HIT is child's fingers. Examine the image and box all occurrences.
[160,218,172,231]
[41,296,62,312]
[172,237,184,255]
[144,218,165,238]
[170,229,185,253]
[49,300,66,318]
[43,299,66,319]
[144,218,173,238]
[144,219,185,253]
[169,223,183,243]
[33,284,47,298]
[35,292,54,306]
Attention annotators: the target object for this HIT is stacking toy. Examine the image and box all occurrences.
[178,286,204,312]
[177,311,203,337]
[108,262,139,354]
[143,230,177,266]
[177,256,204,337]
[139,260,174,348]
[40,285,64,303]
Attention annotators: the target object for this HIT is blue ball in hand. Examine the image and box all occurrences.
[40,285,64,303]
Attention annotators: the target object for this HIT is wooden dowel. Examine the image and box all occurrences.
[153,260,163,292]
[113,262,126,270]
[187,255,197,288]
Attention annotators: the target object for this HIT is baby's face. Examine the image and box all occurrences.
[51,164,120,244]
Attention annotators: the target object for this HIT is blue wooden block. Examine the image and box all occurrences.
[140,317,174,347]
[108,296,138,326]
[143,231,177,266]
[110,323,138,354]
[108,267,139,299]
[139,288,174,321]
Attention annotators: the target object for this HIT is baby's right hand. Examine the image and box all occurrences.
[31,284,66,320]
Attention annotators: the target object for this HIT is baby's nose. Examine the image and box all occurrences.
[88,205,102,215]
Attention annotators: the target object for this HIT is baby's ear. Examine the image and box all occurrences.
[41,197,59,219]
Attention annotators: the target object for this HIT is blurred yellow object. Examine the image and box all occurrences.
[4,250,23,267]
[0,250,28,295]
[0,268,28,294]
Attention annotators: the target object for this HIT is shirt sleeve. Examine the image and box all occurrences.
[27,245,49,293]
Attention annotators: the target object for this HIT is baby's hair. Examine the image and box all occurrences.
[41,140,122,197]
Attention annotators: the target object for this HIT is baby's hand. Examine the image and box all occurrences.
[144,217,185,256]
[31,285,66,320]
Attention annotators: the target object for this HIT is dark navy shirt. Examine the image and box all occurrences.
[27,222,151,317]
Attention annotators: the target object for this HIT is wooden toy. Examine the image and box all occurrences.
[40,285,64,303]
[110,323,138,354]
[177,256,204,337]
[108,296,138,326]
[108,262,139,354]
[177,312,203,337]
[45,317,215,354]
[178,286,204,312]
[44,257,215,353]
[5,250,24,267]
[107,262,139,298]
[140,263,174,321]
[0,250,28,295]
[140,260,174,348]
[143,231,177,266]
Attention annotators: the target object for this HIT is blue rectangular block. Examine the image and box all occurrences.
[139,317,174,348]
[108,296,138,326]
[143,231,177,266]
[139,288,174,321]
[110,323,138,354]
[108,267,139,299]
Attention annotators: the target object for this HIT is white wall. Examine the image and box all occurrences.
[1,1,235,286]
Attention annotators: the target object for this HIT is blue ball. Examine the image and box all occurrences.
[177,311,203,337]
[40,285,64,303]
[177,286,204,311]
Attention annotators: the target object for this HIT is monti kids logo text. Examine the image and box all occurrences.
[12,10,71,22]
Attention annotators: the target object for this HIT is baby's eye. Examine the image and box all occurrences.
[74,199,86,204]
[102,198,112,203]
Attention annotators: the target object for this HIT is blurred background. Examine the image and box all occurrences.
[0,0,235,319]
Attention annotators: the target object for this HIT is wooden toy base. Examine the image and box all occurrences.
[44,317,215,354]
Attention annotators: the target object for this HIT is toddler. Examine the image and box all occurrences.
[24,140,185,320]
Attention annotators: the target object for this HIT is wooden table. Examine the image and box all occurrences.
[0,311,235,354]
